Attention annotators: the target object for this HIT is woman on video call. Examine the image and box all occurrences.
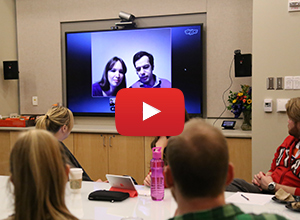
[92,56,127,97]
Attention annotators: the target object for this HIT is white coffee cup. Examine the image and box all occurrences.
[69,168,83,193]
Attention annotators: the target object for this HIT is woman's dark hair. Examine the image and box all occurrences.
[99,57,127,95]
[150,109,190,165]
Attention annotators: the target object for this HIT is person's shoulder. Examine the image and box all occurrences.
[129,81,140,88]
[167,215,187,220]
[168,204,239,220]
[60,141,71,153]
[236,213,288,220]
[92,82,103,96]
[281,135,297,147]
[225,204,287,220]
[159,78,171,88]
[168,204,287,220]
[284,135,297,142]
[92,82,100,88]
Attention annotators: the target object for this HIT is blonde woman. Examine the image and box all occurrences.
[6,129,78,220]
[35,106,92,181]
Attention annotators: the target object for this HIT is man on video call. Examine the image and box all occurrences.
[129,51,171,88]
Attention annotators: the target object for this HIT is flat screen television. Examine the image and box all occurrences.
[65,23,204,117]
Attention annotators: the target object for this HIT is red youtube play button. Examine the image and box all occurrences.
[115,88,185,136]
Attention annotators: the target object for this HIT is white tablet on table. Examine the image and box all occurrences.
[106,174,136,191]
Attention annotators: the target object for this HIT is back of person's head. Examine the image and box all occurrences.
[286,97,300,123]
[10,129,77,220]
[133,51,154,69]
[35,106,73,134]
[166,118,229,198]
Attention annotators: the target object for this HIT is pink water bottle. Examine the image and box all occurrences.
[150,147,164,201]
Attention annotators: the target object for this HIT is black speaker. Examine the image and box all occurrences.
[234,54,252,77]
[3,61,19,80]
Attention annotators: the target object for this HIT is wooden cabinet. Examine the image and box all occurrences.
[227,138,252,182]
[10,131,24,145]
[108,135,144,184]
[73,133,108,182]
[144,136,252,183]
[0,131,11,175]
[0,130,23,175]
[0,130,252,184]
[73,133,145,184]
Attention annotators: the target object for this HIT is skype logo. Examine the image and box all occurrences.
[184,29,198,36]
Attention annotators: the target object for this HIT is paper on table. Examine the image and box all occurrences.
[226,192,273,205]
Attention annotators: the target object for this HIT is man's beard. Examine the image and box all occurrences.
[289,126,300,138]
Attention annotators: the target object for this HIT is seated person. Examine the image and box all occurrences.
[130,51,171,88]
[35,106,92,181]
[143,136,169,187]
[144,110,190,187]
[226,97,300,196]
[164,118,287,220]
[5,129,78,220]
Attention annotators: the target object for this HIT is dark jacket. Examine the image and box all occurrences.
[60,141,92,181]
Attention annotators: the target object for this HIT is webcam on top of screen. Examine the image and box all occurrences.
[115,21,135,26]
[119,11,135,21]
[114,11,136,28]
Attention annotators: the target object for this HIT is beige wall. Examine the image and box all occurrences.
[206,1,252,117]
[4,1,258,171]
[0,0,19,116]
[252,1,300,175]
[15,0,204,115]
[14,0,252,118]
[3,0,300,181]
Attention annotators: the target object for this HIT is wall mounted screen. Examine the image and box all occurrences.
[63,15,205,117]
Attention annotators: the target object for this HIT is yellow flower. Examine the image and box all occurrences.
[247,99,252,104]
[238,93,243,97]
[232,99,237,103]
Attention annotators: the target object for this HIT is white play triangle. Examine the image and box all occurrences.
[143,102,161,121]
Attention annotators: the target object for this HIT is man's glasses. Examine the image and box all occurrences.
[136,64,150,72]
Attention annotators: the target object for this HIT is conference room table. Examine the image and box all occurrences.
[0,175,299,220]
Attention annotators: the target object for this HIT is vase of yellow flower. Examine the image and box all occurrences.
[227,85,252,131]
[241,110,252,131]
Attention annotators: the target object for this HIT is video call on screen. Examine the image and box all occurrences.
[65,24,203,115]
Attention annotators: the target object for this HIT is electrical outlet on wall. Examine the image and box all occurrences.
[276,77,283,90]
[32,96,38,106]
[267,77,274,90]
